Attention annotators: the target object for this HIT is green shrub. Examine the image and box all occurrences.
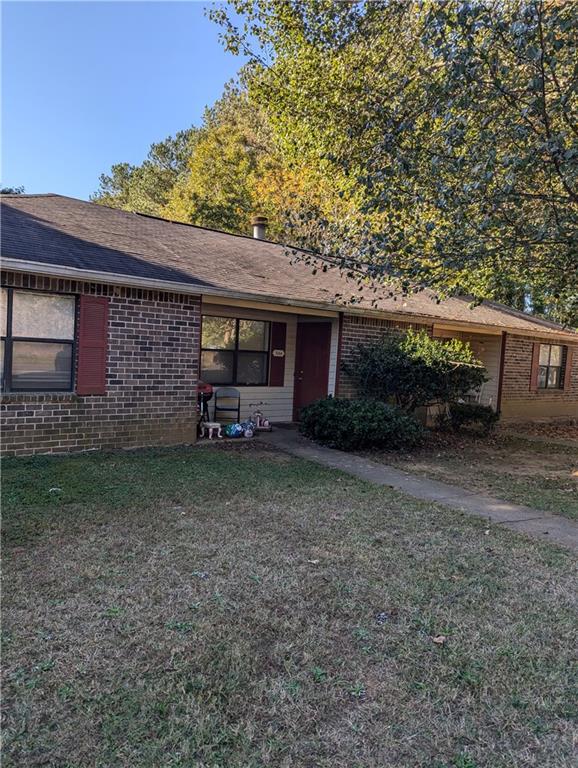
[343,329,487,412]
[299,397,424,451]
[448,402,499,434]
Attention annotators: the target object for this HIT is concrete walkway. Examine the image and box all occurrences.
[263,428,578,553]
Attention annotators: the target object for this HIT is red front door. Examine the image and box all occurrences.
[293,322,332,420]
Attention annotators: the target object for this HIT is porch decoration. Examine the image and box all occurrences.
[250,403,273,432]
[241,422,255,438]
[199,421,223,440]
[224,423,245,438]
[251,407,264,428]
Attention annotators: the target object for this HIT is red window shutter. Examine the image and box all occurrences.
[563,346,574,390]
[77,296,109,395]
[269,322,287,387]
[529,342,540,392]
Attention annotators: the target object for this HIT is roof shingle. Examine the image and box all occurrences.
[1,193,575,338]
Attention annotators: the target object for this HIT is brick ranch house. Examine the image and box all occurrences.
[1,193,577,456]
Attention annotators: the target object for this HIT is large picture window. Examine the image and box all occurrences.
[538,343,564,389]
[1,288,76,391]
[201,316,270,386]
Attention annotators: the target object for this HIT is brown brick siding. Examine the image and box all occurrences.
[1,272,201,455]
[500,334,578,420]
[337,315,432,398]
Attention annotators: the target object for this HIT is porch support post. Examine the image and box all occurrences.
[334,313,345,397]
[496,331,507,414]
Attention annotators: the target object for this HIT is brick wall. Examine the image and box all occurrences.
[1,272,201,455]
[337,314,433,398]
[500,333,578,421]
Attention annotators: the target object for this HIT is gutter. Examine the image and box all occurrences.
[2,257,576,343]
[0,257,339,315]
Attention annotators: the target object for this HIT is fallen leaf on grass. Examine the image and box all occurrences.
[432,635,447,645]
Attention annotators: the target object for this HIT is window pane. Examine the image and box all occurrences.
[12,292,75,339]
[201,350,234,384]
[538,366,547,389]
[238,320,269,351]
[0,288,7,337]
[237,352,268,385]
[539,344,550,365]
[0,339,4,385]
[202,316,236,350]
[547,366,561,388]
[550,345,563,366]
[12,342,72,390]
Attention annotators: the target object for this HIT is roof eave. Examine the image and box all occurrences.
[0,257,341,316]
[2,257,576,342]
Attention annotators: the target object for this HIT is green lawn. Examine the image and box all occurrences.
[375,432,578,520]
[2,444,576,767]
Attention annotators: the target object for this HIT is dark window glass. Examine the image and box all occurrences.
[12,342,72,390]
[200,316,270,386]
[547,366,560,388]
[237,352,268,385]
[201,350,234,384]
[538,344,564,390]
[1,289,75,392]
[239,320,269,351]
[201,316,236,350]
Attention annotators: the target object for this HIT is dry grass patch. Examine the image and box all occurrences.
[509,421,578,442]
[369,431,578,520]
[2,445,577,767]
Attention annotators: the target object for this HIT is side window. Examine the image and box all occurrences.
[538,344,564,389]
[1,288,76,391]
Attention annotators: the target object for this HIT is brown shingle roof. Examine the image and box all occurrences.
[1,193,575,339]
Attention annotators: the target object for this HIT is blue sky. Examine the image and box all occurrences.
[1,1,246,199]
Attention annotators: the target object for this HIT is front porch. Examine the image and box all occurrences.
[432,327,503,410]
[198,298,340,424]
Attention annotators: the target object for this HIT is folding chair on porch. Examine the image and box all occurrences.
[213,387,241,423]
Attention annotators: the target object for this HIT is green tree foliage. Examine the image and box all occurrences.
[1,186,25,194]
[92,128,197,216]
[163,85,279,234]
[213,0,578,325]
[344,329,487,412]
[93,84,354,238]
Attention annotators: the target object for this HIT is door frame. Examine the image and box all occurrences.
[292,320,332,421]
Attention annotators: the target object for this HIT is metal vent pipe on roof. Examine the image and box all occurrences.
[251,215,268,239]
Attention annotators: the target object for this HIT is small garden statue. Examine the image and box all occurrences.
[199,419,222,440]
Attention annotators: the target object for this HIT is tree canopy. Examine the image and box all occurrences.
[94,0,578,325]
[93,85,349,239]
[92,128,197,216]
[213,0,578,325]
